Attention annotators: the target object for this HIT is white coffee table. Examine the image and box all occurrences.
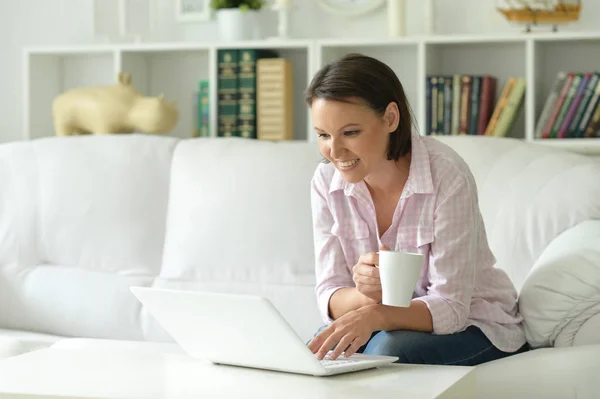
[0,346,475,398]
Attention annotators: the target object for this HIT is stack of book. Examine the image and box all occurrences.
[425,74,526,137]
[535,71,600,139]
[216,49,294,140]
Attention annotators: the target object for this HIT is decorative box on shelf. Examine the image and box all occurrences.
[23,32,600,155]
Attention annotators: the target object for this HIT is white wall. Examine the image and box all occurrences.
[2,0,600,143]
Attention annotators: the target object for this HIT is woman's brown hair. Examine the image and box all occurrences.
[305,53,415,161]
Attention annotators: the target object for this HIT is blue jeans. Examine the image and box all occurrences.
[311,325,528,366]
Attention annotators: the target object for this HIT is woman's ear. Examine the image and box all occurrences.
[383,102,400,133]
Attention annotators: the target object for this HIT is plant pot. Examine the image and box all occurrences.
[216,8,261,41]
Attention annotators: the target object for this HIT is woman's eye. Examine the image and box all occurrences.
[317,133,329,139]
[344,130,360,136]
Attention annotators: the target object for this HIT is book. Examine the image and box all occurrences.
[217,49,239,137]
[257,58,294,141]
[568,72,600,138]
[576,77,600,138]
[469,76,481,135]
[459,76,472,135]
[237,49,278,139]
[535,71,567,139]
[477,76,497,135]
[198,80,209,138]
[492,78,525,137]
[557,73,590,139]
[541,72,575,139]
[550,73,582,138]
[484,78,515,136]
[451,75,461,135]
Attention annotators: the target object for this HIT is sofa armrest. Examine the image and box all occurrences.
[519,220,600,348]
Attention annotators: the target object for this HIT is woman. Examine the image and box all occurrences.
[305,53,527,366]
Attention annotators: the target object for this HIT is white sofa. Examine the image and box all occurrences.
[1,133,600,397]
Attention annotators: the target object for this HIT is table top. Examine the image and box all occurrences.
[0,347,474,399]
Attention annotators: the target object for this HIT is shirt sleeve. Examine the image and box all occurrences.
[311,171,354,324]
[413,172,482,335]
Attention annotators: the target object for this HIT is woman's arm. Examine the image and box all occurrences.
[328,287,376,320]
[365,300,433,332]
[311,170,358,323]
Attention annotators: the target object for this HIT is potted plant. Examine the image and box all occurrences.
[210,0,266,41]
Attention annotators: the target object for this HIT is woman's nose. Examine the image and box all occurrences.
[330,138,345,160]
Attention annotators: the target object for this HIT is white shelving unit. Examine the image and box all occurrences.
[24,32,600,154]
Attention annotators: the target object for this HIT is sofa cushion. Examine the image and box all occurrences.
[433,135,600,292]
[155,138,324,342]
[519,220,600,348]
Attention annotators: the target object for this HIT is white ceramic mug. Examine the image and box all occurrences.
[378,250,424,307]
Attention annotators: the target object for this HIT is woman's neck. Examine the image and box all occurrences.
[364,154,411,198]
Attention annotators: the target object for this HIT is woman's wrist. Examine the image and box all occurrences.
[356,289,379,307]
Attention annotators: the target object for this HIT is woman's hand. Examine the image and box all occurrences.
[352,244,389,304]
[308,306,377,360]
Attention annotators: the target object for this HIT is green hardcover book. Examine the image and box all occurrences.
[237,49,278,139]
[199,80,209,137]
[217,50,239,137]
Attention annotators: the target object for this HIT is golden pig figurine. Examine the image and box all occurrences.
[52,72,179,136]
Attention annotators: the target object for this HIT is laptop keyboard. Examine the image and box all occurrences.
[320,357,360,367]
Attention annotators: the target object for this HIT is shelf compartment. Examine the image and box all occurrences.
[424,41,527,139]
[25,51,117,140]
[119,49,210,139]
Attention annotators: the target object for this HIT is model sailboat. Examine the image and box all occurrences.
[497,0,582,31]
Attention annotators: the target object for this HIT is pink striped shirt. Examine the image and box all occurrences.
[311,131,526,353]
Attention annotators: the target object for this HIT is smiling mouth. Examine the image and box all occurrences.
[337,159,359,169]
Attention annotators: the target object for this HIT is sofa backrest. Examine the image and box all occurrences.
[433,135,600,292]
[148,138,324,342]
[0,133,598,344]
[0,135,178,340]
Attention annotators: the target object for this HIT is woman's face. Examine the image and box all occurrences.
[311,97,399,184]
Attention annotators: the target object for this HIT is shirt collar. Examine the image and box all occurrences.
[329,131,434,197]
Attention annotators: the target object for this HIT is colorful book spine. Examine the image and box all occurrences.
[584,102,600,138]
[493,78,526,137]
[437,77,445,135]
[217,49,239,137]
[550,73,582,138]
[198,80,209,137]
[484,78,515,136]
[443,76,453,135]
[451,74,461,135]
[459,76,472,135]
[469,76,481,135]
[426,77,432,135]
[557,73,590,139]
[541,72,574,139]
[430,76,439,135]
[477,76,497,135]
[535,71,567,139]
[568,73,600,138]
[576,78,600,138]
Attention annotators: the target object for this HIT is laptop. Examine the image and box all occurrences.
[130,286,398,376]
